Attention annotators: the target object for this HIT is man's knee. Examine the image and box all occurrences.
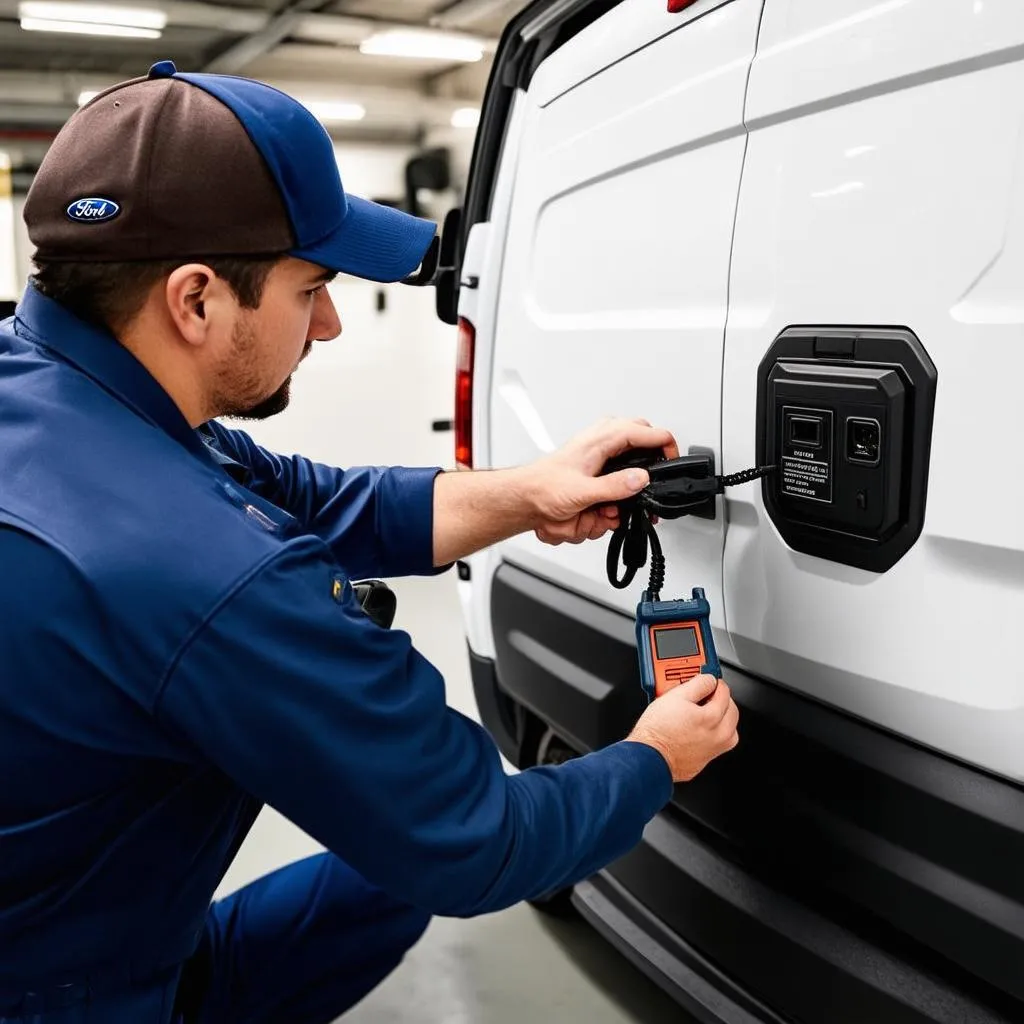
[177,855,432,1024]
[276,854,430,971]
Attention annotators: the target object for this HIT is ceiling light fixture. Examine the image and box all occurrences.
[359,29,483,63]
[451,107,480,129]
[21,18,160,36]
[299,100,366,123]
[19,2,166,38]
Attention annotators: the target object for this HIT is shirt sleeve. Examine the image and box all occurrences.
[206,422,444,580]
[155,539,673,917]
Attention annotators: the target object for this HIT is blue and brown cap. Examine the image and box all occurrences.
[24,60,437,283]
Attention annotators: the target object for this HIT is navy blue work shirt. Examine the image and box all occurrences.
[0,285,673,1004]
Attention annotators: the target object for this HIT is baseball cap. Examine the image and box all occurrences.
[24,60,437,284]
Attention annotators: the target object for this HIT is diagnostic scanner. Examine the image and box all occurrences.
[635,587,721,702]
[597,447,767,701]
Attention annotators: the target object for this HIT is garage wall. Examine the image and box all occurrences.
[236,279,457,471]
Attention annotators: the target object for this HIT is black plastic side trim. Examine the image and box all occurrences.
[606,814,1014,1024]
[468,646,519,764]
[573,873,787,1024]
[490,567,645,753]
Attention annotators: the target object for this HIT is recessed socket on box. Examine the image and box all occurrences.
[787,413,823,449]
[847,417,881,465]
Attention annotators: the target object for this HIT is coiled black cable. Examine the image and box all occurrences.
[606,508,664,594]
[605,460,775,601]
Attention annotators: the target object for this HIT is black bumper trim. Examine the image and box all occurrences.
[468,645,519,763]
[606,813,1012,1024]
[573,872,788,1024]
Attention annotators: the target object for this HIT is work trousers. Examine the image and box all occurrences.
[2,854,431,1024]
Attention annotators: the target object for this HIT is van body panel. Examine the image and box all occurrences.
[723,0,1024,782]
[530,0,741,110]
[487,0,764,653]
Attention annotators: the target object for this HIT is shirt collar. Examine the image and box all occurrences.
[197,426,252,485]
[15,283,215,464]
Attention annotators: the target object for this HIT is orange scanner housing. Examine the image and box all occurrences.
[648,621,706,698]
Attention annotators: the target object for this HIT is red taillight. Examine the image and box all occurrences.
[667,0,697,11]
[455,317,475,469]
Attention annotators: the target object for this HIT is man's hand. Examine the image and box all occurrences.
[431,417,677,566]
[628,675,739,783]
[527,418,679,546]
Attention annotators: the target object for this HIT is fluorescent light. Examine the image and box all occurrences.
[299,100,366,123]
[78,89,101,105]
[19,1,166,28]
[359,29,483,62]
[20,1,165,36]
[451,107,480,129]
[21,17,160,36]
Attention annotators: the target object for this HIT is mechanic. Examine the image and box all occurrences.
[0,63,740,1024]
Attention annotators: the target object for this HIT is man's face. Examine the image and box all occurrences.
[212,257,341,420]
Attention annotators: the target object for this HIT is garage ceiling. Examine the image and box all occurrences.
[0,0,530,158]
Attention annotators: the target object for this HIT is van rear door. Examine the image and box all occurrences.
[487,0,765,637]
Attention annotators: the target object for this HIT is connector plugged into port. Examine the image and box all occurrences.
[846,418,881,465]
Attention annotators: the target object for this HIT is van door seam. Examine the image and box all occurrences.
[719,0,768,640]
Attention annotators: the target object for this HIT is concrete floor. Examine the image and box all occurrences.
[215,573,691,1024]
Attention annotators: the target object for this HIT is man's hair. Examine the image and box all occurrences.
[31,256,282,335]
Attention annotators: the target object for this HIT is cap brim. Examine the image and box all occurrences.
[290,195,437,283]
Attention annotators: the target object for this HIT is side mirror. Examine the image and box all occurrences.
[399,206,463,327]
[434,207,463,326]
[404,148,451,217]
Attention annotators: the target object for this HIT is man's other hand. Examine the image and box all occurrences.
[527,418,678,546]
[628,674,740,783]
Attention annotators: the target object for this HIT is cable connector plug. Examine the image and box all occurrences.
[600,448,775,591]
[641,456,775,519]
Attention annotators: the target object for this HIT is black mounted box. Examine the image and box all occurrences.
[757,327,937,573]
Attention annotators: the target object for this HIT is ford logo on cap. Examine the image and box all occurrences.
[65,197,121,224]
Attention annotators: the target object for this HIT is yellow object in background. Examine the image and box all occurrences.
[0,151,18,302]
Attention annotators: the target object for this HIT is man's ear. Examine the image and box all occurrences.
[164,264,219,347]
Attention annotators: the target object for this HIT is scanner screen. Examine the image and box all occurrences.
[654,626,699,660]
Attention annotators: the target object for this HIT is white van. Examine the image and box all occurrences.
[436,0,1024,1020]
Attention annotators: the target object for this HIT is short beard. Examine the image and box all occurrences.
[230,378,292,421]
[214,319,296,422]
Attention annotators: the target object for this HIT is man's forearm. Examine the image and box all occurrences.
[432,467,540,566]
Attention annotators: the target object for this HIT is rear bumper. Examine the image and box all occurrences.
[471,561,1024,1024]
[572,872,785,1024]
